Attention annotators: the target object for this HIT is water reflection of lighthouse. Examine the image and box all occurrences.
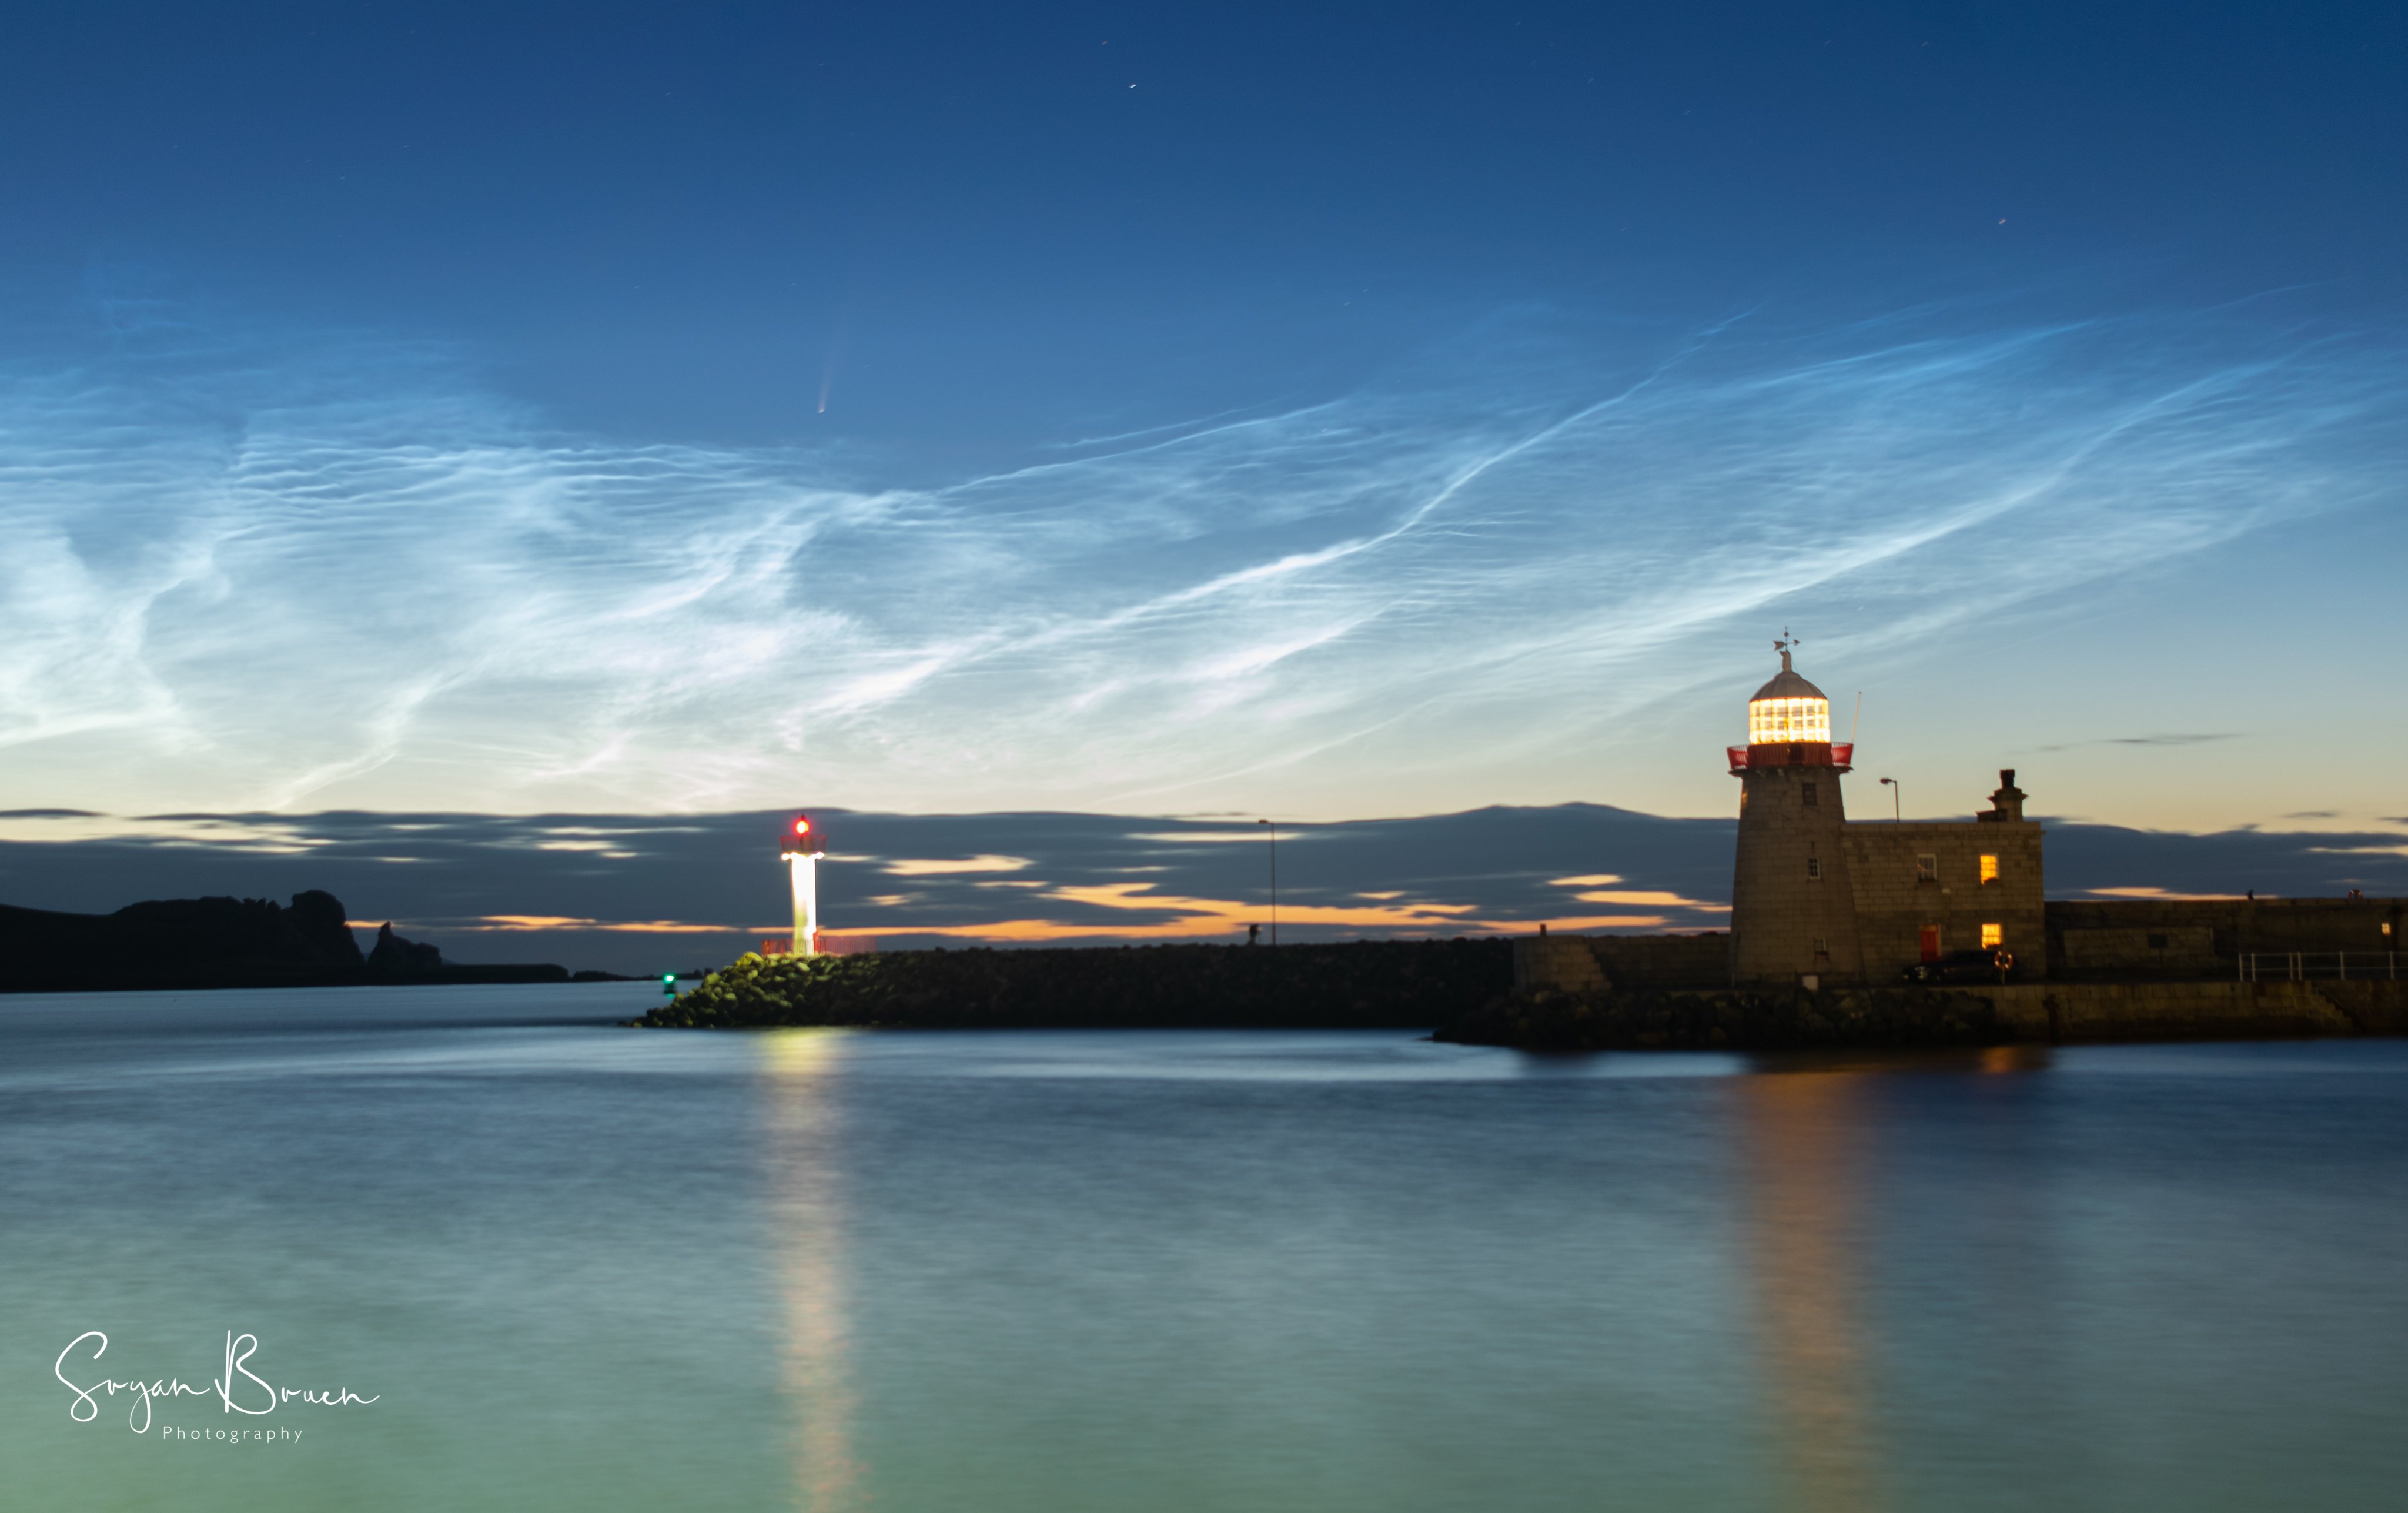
[783,814,825,957]
[1735,1069,1885,1513]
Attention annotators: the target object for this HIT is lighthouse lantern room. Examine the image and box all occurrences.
[1729,635,1852,771]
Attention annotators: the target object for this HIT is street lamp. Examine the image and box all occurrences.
[1258,818,1278,946]
[1878,777,1901,824]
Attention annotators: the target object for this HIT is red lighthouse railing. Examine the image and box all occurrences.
[1728,742,1854,773]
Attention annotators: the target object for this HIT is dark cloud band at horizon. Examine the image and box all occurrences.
[2,804,2400,976]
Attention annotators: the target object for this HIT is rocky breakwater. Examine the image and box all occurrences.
[638,938,1514,1029]
[1434,983,2015,1053]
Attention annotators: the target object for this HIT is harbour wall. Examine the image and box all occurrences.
[1958,979,2408,1042]
[2046,897,2403,974]
[645,934,2407,1048]
[1520,899,2404,993]
[1505,932,2408,1046]
[1512,933,1729,993]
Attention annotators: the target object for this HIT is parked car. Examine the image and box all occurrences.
[1902,948,2019,984]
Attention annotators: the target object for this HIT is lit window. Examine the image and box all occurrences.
[1807,857,1822,880]
[1981,923,2004,948]
[1979,853,1999,884]
[1916,854,1938,881]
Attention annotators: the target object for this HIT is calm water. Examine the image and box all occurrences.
[5,986,2406,1511]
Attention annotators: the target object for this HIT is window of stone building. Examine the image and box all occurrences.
[1812,936,1828,957]
[1802,781,1818,807]
[2147,933,2168,949]
[1981,923,2004,948]
[1979,853,1999,884]
[1806,857,1822,880]
[1916,854,1937,881]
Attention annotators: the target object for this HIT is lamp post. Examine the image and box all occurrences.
[1259,818,1277,946]
[1879,777,1901,824]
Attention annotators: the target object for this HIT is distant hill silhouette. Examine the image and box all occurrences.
[0,890,571,993]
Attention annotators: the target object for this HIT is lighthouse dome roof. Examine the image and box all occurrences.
[1751,667,1827,703]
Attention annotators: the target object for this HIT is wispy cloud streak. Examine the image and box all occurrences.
[0,295,2396,815]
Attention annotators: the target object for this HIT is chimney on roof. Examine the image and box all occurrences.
[1981,768,2027,823]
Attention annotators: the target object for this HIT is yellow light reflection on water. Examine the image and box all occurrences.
[1981,1044,2049,1076]
[1734,1071,1885,1513]
[760,1030,859,1512]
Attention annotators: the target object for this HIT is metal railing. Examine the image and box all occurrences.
[1724,741,1855,772]
[2238,952,2400,982]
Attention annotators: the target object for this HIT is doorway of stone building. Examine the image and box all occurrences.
[1919,924,1942,963]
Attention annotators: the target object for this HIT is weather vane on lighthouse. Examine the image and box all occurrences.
[780,814,825,957]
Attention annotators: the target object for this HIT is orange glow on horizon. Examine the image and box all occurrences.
[1046,880,1475,926]
[461,914,736,933]
[834,910,1684,943]
[445,873,1732,943]
[880,854,1034,876]
[1570,889,1729,910]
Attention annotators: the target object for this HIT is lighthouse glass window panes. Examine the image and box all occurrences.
[1748,697,1832,743]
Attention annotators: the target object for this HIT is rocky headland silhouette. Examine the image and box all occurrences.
[0,890,583,993]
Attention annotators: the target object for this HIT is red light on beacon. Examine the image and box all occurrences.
[794,817,811,836]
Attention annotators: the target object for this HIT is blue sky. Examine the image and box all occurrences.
[2,3,2404,877]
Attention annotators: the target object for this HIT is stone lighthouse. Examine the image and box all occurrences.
[1728,637,1863,986]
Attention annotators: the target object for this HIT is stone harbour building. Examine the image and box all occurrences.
[1519,639,2403,998]
[1729,639,2045,986]
[1501,640,2405,1040]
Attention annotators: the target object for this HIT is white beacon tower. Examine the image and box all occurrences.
[781,813,825,957]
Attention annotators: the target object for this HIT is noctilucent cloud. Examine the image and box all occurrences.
[2,3,2403,838]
